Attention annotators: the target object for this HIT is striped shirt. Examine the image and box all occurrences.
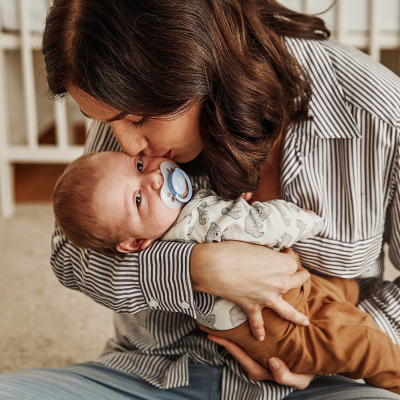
[51,37,400,399]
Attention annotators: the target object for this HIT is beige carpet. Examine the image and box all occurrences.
[1,203,399,374]
[0,203,113,373]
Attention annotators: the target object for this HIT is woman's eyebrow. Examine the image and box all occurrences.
[79,109,128,123]
[106,111,129,123]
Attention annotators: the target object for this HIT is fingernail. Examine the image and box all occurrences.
[268,358,280,370]
[303,320,310,327]
[258,336,264,341]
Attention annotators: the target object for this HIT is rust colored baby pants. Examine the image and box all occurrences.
[202,272,400,394]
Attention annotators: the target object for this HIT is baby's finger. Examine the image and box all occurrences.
[208,335,273,381]
[247,309,266,340]
[272,297,309,326]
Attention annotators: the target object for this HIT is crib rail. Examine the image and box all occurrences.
[0,0,84,217]
[1,0,400,217]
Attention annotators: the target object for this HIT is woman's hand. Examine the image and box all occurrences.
[190,242,310,340]
[207,334,314,389]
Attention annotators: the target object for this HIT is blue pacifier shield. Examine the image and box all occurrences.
[160,161,193,209]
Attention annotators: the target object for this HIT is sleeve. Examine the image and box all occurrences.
[257,200,324,249]
[50,120,214,316]
[174,196,323,250]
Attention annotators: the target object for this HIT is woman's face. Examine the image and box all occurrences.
[69,87,203,163]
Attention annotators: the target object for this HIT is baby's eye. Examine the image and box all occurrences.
[137,160,144,172]
[135,191,141,207]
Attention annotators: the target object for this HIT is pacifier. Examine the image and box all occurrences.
[160,161,193,209]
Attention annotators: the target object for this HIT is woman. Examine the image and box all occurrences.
[1,0,400,398]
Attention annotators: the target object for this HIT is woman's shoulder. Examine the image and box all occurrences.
[320,39,400,128]
[286,37,400,129]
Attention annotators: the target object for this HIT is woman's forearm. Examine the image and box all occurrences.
[52,226,201,316]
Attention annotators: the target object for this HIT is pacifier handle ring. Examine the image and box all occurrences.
[174,170,192,203]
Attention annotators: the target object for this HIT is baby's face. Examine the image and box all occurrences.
[92,152,184,252]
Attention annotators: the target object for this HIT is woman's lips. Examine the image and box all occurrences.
[163,150,172,160]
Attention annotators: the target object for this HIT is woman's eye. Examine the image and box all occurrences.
[131,117,148,128]
[135,191,141,207]
[137,160,144,172]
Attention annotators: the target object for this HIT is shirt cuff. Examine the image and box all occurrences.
[139,240,199,317]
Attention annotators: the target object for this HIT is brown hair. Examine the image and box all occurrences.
[42,0,330,199]
[53,153,121,255]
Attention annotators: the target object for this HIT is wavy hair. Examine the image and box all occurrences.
[42,0,330,198]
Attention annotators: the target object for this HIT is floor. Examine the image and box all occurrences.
[0,203,114,374]
[1,125,113,374]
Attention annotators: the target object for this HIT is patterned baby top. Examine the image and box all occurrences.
[162,188,323,329]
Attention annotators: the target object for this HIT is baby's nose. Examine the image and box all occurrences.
[149,169,164,190]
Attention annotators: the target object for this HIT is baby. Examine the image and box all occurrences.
[53,151,400,393]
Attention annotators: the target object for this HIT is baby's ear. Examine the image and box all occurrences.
[241,192,253,202]
[116,238,154,253]
[116,239,141,253]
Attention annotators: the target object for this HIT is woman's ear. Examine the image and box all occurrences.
[116,238,155,253]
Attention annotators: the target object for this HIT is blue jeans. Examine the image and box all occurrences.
[0,363,399,399]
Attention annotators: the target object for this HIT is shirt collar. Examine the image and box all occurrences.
[285,37,361,140]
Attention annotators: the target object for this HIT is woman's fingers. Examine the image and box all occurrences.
[270,297,309,326]
[207,334,273,381]
[290,269,310,289]
[268,357,314,390]
[246,309,266,340]
[239,266,310,337]
[207,335,314,388]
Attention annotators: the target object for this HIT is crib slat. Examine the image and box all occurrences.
[334,1,346,44]
[0,27,15,218]
[301,0,311,14]
[18,0,39,150]
[54,99,69,151]
[369,0,380,60]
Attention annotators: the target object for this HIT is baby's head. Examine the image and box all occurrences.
[53,152,190,255]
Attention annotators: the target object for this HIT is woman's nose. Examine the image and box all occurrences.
[111,121,149,156]
[148,170,164,190]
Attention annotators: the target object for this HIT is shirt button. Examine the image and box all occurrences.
[180,301,190,309]
[149,299,159,308]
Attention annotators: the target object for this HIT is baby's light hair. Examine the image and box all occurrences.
[52,153,122,256]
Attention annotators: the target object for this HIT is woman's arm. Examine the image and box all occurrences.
[51,227,202,315]
[52,226,308,323]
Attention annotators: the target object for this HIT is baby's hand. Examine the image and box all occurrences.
[304,209,317,216]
